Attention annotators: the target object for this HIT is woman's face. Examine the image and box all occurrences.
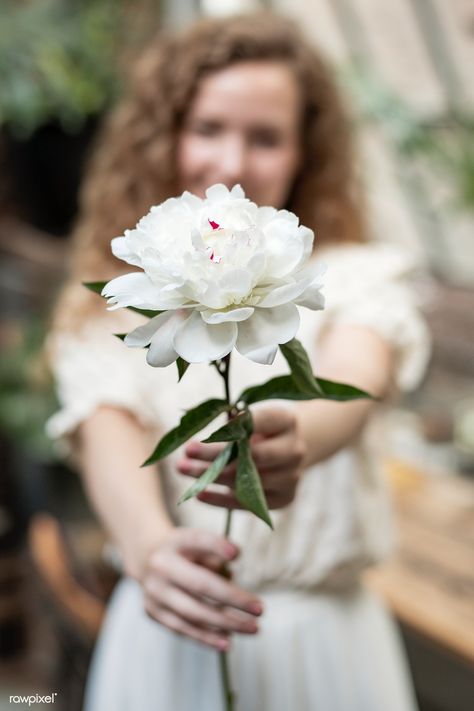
[176,61,303,209]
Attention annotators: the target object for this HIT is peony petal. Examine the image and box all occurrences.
[263,220,314,279]
[230,184,245,199]
[124,312,172,348]
[102,272,162,311]
[257,278,312,308]
[295,284,326,310]
[180,191,203,213]
[201,307,254,324]
[174,310,237,363]
[242,344,278,365]
[147,312,183,367]
[256,206,278,229]
[191,228,207,252]
[236,303,300,358]
[294,265,326,310]
[111,237,142,267]
[205,184,231,202]
[217,269,253,301]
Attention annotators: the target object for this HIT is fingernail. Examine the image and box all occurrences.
[248,602,263,615]
[187,443,200,455]
[225,544,238,558]
[217,638,230,650]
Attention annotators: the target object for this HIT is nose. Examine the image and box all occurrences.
[216,134,247,186]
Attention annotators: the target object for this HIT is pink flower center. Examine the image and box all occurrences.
[209,250,222,264]
[208,219,220,230]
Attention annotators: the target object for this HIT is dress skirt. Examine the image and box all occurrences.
[83,577,419,711]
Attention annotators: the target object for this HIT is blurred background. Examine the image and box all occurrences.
[0,1,473,710]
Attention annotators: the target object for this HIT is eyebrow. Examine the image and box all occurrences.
[187,117,286,132]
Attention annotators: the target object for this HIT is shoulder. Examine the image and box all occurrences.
[314,241,424,307]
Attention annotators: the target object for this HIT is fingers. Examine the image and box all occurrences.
[182,404,295,464]
[251,405,296,437]
[152,582,260,636]
[179,431,304,479]
[142,527,265,650]
[145,601,231,651]
[166,527,238,562]
[197,487,294,510]
[251,432,305,471]
[162,551,263,615]
[177,457,236,481]
[180,432,300,476]
[197,489,245,509]
[184,441,226,462]
[147,529,263,613]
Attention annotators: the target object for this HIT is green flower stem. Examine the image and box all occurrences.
[219,634,235,711]
[215,354,236,711]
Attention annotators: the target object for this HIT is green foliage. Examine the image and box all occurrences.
[0,318,59,462]
[342,64,474,213]
[235,438,272,529]
[202,410,253,443]
[176,357,190,382]
[279,338,322,395]
[0,0,161,137]
[82,281,107,295]
[142,398,229,466]
[178,443,235,505]
[315,377,376,401]
[238,374,373,406]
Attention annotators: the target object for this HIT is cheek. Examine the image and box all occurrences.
[251,148,300,197]
[176,136,195,178]
[177,136,211,179]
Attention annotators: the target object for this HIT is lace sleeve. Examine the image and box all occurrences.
[45,313,161,459]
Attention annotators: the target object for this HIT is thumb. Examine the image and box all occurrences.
[174,528,239,562]
[251,403,296,437]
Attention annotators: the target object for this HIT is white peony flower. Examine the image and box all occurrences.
[102,184,325,366]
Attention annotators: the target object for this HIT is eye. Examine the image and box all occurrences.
[189,120,222,137]
[249,129,282,148]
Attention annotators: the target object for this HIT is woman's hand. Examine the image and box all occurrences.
[177,406,307,510]
[140,527,264,651]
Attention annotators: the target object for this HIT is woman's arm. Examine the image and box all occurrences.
[78,405,174,580]
[77,406,264,650]
[294,322,394,466]
[178,323,394,508]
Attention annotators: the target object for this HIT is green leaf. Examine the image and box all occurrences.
[238,375,316,405]
[238,375,374,405]
[114,333,127,341]
[83,280,107,294]
[315,377,375,401]
[202,410,253,443]
[178,443,235,504]
[176,357,190,382]
[82,282,161,319]
[142,398,228,466]
[128,306,163,319]
[279,338,323,395]
[235,438,273,529]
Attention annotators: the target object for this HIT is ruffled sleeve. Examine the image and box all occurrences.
[312,242,432,391]
[45,310,163,460]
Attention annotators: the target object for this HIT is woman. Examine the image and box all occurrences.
[46,12,430,711]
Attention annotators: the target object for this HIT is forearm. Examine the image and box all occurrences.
[295,323,394,467]
[295,397,375,467]
[78,406,174,580]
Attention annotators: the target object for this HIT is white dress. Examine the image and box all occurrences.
[46,242,431,711]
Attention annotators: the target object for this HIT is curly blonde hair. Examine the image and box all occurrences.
[51,11,366,333]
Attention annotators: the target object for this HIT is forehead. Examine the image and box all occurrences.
[187,61,301,126]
